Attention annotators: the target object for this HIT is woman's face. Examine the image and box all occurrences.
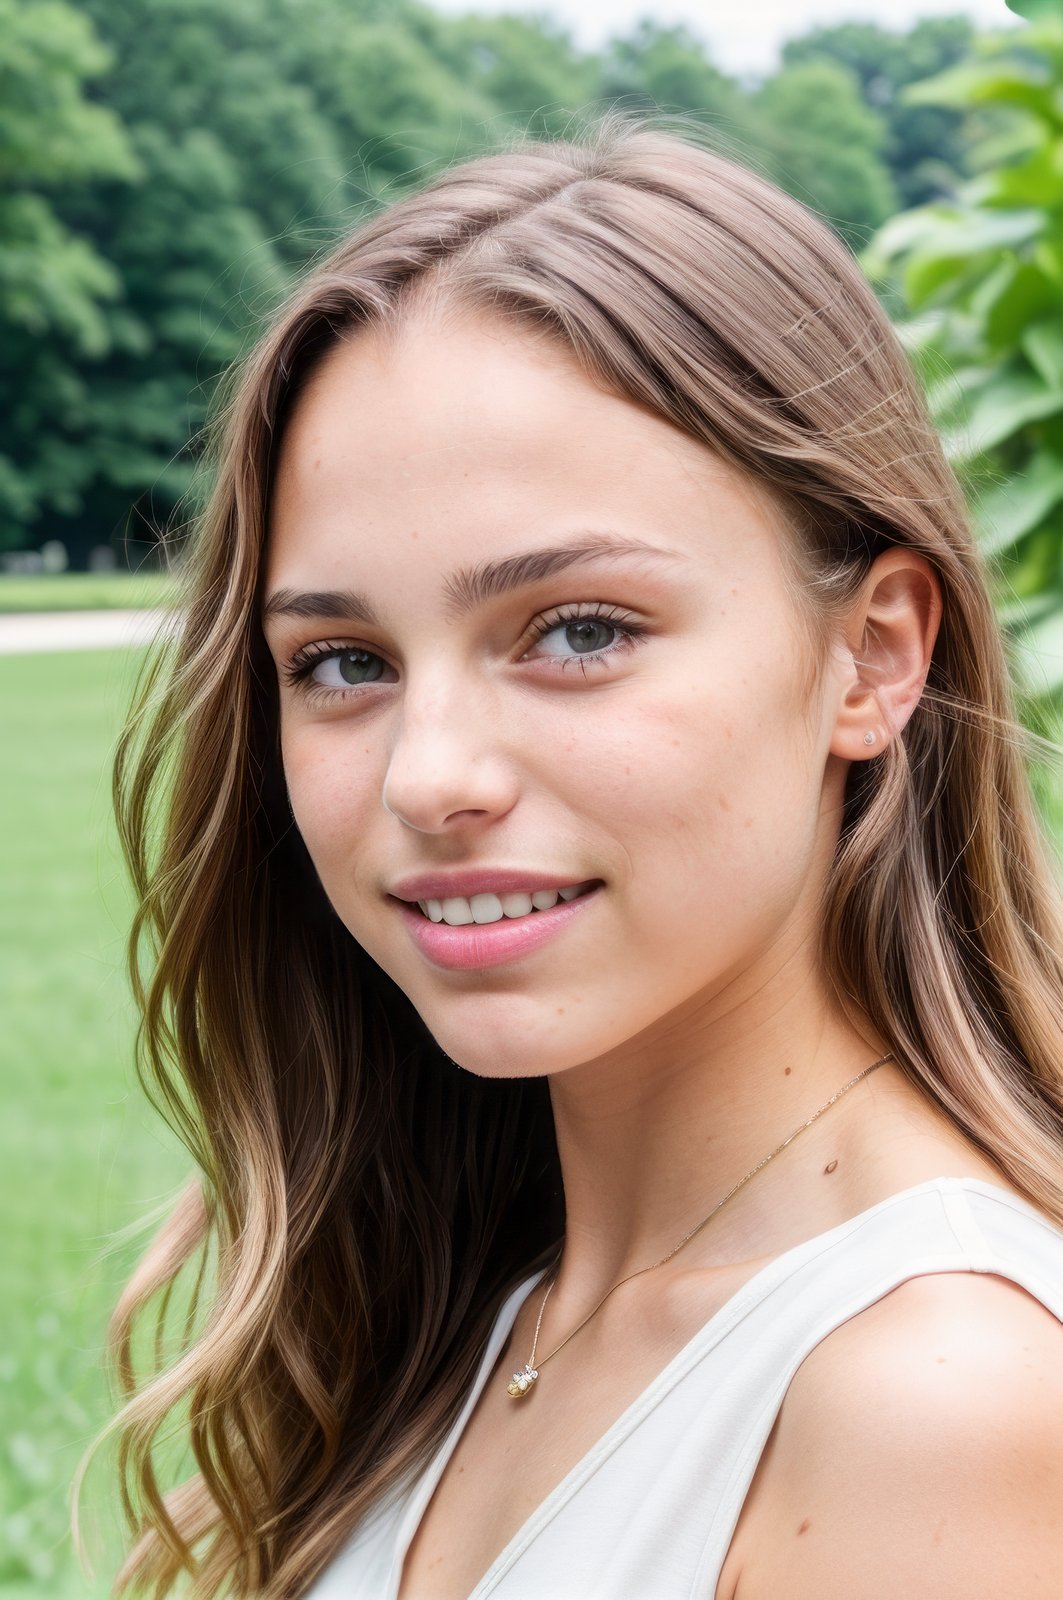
[263,312,853,1080]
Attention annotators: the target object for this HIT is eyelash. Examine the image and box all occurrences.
[282,602,647,701]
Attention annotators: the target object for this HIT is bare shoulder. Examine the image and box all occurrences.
[731,1271,1063,1600]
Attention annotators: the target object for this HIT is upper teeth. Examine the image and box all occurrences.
[417,883,590,925]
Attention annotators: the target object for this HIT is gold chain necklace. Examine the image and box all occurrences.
[505,1052,893,1398]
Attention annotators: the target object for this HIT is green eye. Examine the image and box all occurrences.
[336,650,385,685]
[283,642,392,693]
[560,619,617,654]
[525,604,646,667]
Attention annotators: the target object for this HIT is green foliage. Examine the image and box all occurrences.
[0,0,137,549]
[783,18,980,207]
[0,0,133,187]
[49,0,351,561]
[598,19,747,123]
[426,11,597,139]
[752,59,897,248]
[867,7,1063,704]
[1007,0,1060,23]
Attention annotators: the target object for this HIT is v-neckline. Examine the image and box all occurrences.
[388,1175,1033,1600]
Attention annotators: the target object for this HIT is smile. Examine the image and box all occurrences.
[412,880,598,925]
[394,881,603,971]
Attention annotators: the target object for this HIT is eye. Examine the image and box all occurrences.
[283,641,393,694]
[533,616,619,657]
[315,649,386,687]
[522,603,646,671]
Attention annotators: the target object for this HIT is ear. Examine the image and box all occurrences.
[829,548,943,761]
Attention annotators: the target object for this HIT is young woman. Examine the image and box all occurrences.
[86,116,1063,1598]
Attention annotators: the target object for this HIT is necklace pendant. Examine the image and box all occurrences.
[506,1364,539,1398]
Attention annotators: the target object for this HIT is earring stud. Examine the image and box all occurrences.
[863,731,877,746]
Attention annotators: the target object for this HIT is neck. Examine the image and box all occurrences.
[543,955,894,1315]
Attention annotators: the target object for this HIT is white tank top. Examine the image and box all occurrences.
[305,1177,1063,1599]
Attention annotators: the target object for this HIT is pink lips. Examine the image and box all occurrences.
[395,884,602,970]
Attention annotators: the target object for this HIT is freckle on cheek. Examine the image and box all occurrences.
[718,795,731,812]
[797,1518,812,1536]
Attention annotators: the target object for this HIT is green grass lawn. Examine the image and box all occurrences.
[0,573,179,614]
[1,649,189,1597]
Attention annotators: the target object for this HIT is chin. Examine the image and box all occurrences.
[419,999,632,1083]
[417,1022,560,1081]
[398,1000,554,1078]
[373,947,668,1080]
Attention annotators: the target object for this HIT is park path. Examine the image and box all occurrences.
[0,608,176,655]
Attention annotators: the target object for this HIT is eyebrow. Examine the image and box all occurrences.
[262,532,687,628]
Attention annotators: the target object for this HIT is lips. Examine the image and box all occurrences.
[394,881,603,971]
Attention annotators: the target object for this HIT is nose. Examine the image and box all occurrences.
[381,678,519,833]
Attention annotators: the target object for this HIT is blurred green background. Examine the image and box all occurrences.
[3,0,1062,1592]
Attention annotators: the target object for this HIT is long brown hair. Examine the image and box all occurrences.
[76,111,1063,1598]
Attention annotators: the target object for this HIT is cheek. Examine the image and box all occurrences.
[281,723,380,880]
[601,660,815,832]
[594,672,824,942]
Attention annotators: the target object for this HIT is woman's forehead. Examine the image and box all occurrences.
[280,312,657,463]
[268,315,791,589]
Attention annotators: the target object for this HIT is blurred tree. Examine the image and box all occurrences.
[866,0,1063,720]
[0,0,136,552]
[55,0,350,562]
[752,58,897,249]
[411,9,598,140]
[597,19,748,127]
[783,18,978,206]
